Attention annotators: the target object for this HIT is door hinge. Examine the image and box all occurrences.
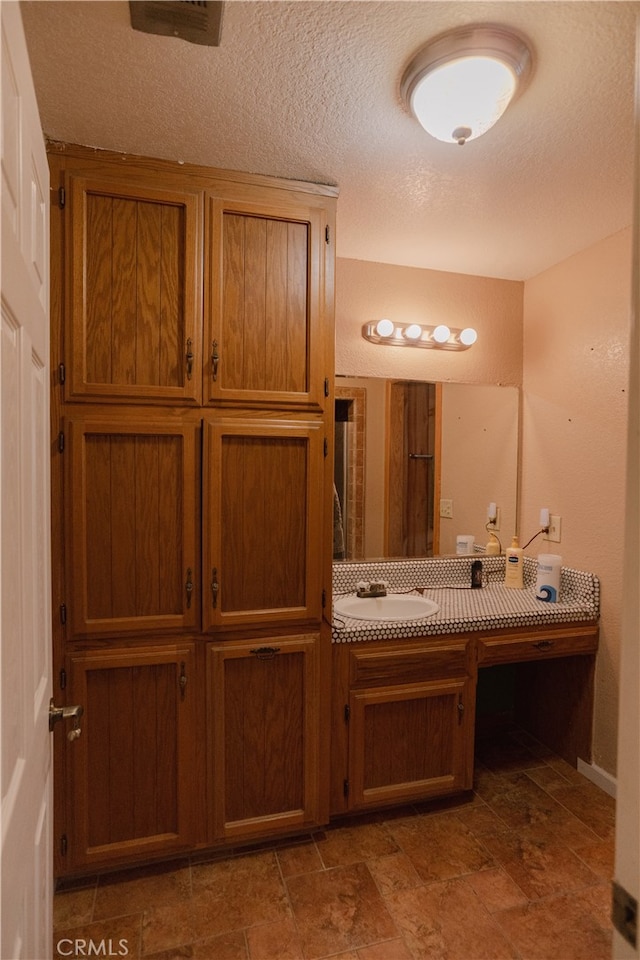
[344,704,350,723]
[60,834,68,856]
[324,377,330,398]
[58,362,66,385]
[324,438,328,457]
[59,667,67,690]
[58,431,65,453]
[613,880,637,948]
[325,224,330,245]
[58,186,66,209]
[60,604,67,626]
[343,778,349,797]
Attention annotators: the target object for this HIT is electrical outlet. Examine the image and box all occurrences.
[440,498,453,519]
[545,514,562,542]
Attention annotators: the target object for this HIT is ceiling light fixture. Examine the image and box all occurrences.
[400,23,533,145]
[363,321,477,351]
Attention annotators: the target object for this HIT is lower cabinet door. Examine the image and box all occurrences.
[208,635,322,842]
[348,678,475,811]
[64,643,196,870]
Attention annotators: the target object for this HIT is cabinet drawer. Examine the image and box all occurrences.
[477,625,599,666]
[349,640,472,687]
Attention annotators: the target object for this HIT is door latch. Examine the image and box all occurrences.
[49,699,84,741]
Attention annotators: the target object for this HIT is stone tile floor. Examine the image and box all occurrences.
[53,727,615,959]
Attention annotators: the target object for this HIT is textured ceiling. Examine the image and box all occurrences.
[20,0,640,280]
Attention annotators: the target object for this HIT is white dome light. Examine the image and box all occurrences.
[401,24,533,145]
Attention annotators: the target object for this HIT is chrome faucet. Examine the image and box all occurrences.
[356,580,388,598]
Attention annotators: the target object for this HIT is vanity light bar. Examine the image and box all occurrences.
[362,320,478,351]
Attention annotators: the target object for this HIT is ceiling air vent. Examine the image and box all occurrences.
[129,1,224,47]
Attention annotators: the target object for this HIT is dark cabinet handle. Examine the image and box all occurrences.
[532,639,554,650]
[179,661,187,700]
[250,647,281,660]
[185,338,193,380]
[211,568,219,608]
[211,340,219,381]
[185,568,193,609]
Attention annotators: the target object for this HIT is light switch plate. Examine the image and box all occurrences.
[545,514,561,542]
[440,499,453,519]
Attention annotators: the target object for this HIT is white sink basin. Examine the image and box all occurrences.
[333,593,439,622]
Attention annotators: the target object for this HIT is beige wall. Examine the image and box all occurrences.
[521,227,632,775]
[336,258,523,386]
[336,239,632,777]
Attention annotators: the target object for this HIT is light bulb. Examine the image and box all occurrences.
[403,323,422,340]
[432,324,451,343]
[375,318,394,337]
[459,327,478,346]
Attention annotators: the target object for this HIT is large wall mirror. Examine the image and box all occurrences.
[334,376,520,560]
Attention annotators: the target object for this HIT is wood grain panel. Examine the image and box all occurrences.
[67,418,199,638]
[208,196,322,409]
[67,175,202,403]
[85,194,113,385]
[220,435,306,611]
[69,645,195,868]
[208,635,320,842]
[203,416,323,628]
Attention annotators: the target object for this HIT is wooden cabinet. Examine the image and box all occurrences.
[203,417,324,629]
[205,195,328,410]
[331,637,476,815]
[207,635,323,842]
[64,416,201,640]
[65,643,196,869]
[64,172,203,405]
[49,144,337,875]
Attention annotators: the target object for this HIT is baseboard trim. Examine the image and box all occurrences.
[577,758,617,798]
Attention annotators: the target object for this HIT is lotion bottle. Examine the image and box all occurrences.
[485,532,500,555]
[504,536,524,589]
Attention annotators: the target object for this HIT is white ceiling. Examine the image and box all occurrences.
[20,0,640,280]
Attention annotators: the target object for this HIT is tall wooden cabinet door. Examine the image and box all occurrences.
[348,678,475,811]
[205,196,328,410]
[64,174,202,404]
[203,418,324,629]
[208,635,322,842]
[65,644,196,870]
[65,417,200,639]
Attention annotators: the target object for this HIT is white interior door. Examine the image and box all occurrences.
[1,3,52,959]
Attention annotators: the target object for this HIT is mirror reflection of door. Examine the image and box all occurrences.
[386,381,441,557]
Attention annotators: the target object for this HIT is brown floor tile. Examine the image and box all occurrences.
[495,882,612,959]
[315,820,399,869]
[246,917,304,959]
[387,812,495,883]
[366,852,422,897]
[141,899,194,956]
[54,914,142,960]
[475,732,547,774]
[286,862,399,959]
[481,826,600,900]
[277,839,324,878]
[94,860,191,921]
[144,930,248,959]
[53,884,96,931]
[551,783,616,841]
[464,867,529,913]
[572,838,615,880]
[385,878,518,959]
[357,939,414,959]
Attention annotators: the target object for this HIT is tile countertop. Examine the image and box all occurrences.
[331,555,600,644]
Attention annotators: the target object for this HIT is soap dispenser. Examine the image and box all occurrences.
[504,536,524,589]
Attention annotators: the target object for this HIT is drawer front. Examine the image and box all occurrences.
[350,640,472,687]
[478,625,599,666]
